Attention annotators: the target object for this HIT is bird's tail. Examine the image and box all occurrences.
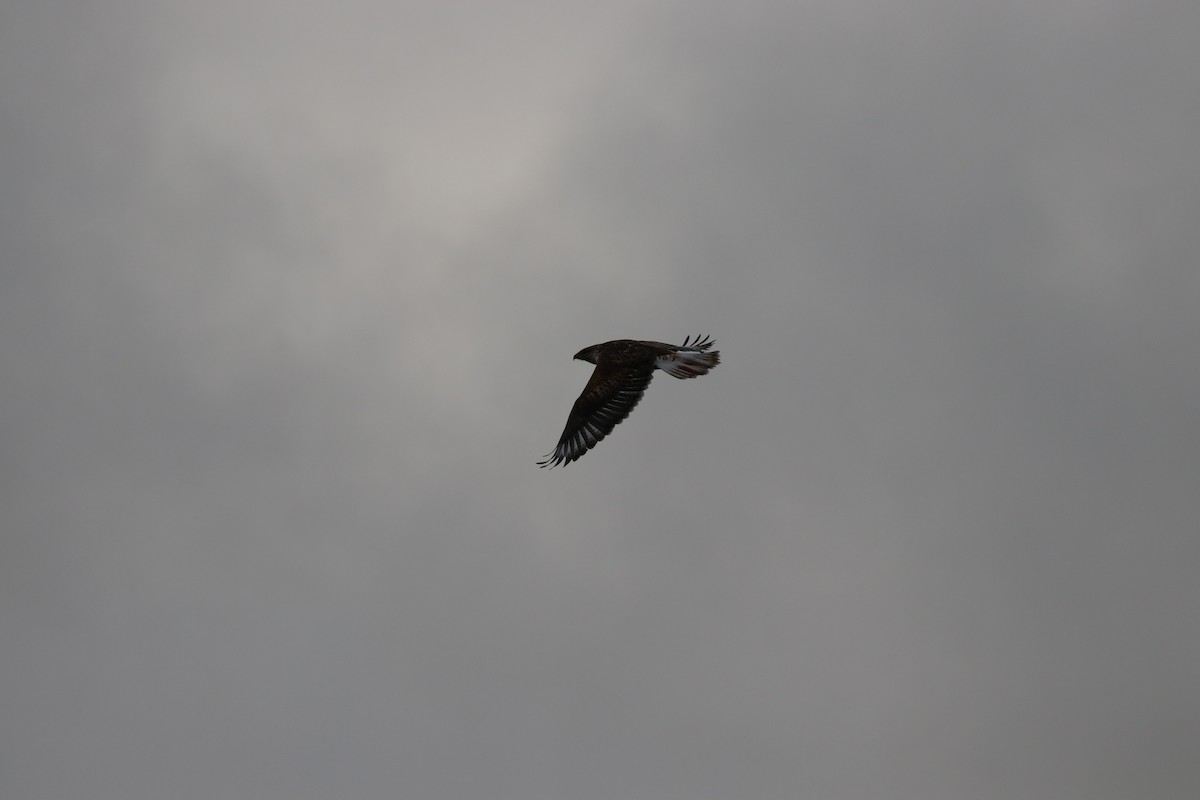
[657,337,720,379]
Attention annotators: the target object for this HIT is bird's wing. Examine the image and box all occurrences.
[538,363,656,468]
[677,334,715,351]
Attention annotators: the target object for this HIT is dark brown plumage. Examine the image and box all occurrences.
[538,335,720,468]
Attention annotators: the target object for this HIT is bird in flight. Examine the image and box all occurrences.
[538,335,720,468]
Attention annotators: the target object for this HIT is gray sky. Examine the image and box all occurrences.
[3,2,1199,798]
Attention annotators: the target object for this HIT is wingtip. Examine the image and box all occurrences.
[537,451,566,469]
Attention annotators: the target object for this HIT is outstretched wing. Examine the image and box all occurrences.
[538,362,656,468]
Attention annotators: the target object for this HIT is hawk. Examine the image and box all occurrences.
[538,335,720,468]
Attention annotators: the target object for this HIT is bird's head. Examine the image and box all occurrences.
[573,344,602,365]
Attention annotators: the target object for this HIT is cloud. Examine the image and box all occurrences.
[3,2,1198,798]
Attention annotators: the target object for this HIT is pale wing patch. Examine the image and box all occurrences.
[656,350,720,379]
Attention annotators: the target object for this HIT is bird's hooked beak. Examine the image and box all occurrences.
[573,345,600,364]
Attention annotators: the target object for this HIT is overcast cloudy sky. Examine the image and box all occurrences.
[3,2,1198,798]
